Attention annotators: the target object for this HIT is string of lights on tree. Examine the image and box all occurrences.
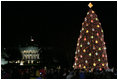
[73,3,108,71]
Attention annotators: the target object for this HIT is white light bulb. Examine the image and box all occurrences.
[92,28,95,31]
[87,42,90,45]
[104,47,106,50]
[85,60,88,63]
[75,51,77,54]
[95,52,98,55]
[74,63,77,66]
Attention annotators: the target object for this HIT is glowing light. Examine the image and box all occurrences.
[99,68,102,71]
[95,52,98,55]
[83,49,86,52]
[75,57,78,60]
[82,23,84,26]
[80,44,82,47]
[99,23,101,25]
[93,63,96,66]
[98,59,100,61]
[96,18,98,21]
[84,37,86,41]
[87,42,90,45]
[78,50,80,52]
[104,42,105,44]
[75,51,77,54]
[28,60,30,64]
[88,2,93,8]
[80,55,83,58]
[86,30,89,33]
[91,36,94,39]
[87,12,89,15]
[79,64,81,68]
[83,66,86,69]
[97,25,100,28]
[31,39,34,41]
[102,54,105,57]
[31,36,34,42]
[104,47,106,50]
[77,43,79,46]
[31,60,34,64]
[92,28,95,31]
[85,60,88,63]
[98,47,101,51]
[95,40,98,44]
[102,63,104,66]
[91,20,93,23]
[101,29,103,32]
[82,28,84,31]
[97,33,99,36]
[92,11,94,13]
[89,53,92,56]
[20,61,24,66]
[74,63,77,66]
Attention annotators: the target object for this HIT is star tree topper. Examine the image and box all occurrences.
[88,2,93,8]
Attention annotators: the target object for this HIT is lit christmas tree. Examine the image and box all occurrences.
[73,3,108,71]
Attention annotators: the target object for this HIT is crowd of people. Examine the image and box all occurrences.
[1,65,117,79]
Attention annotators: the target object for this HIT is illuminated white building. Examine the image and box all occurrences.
[21,46,40,60]
[19,36,41,64]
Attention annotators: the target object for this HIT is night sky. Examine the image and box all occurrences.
[1,1,117,68]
